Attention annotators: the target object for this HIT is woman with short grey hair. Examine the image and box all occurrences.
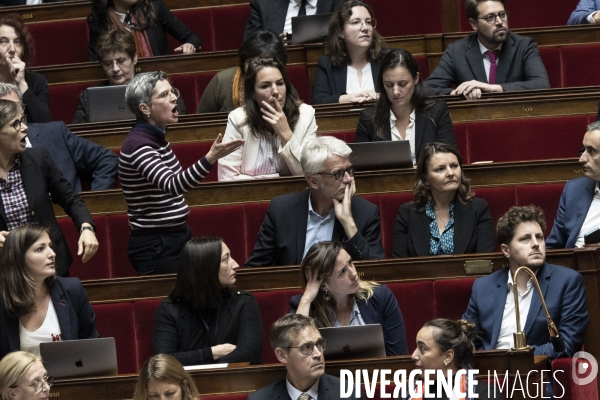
[119,71,244,275]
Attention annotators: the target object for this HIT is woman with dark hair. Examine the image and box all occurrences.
[393,143,494,258]
[0,224,99,359]
[73,29,186,124]
[311,0,385,105]
[290,241,408,356]
[152,237,263,366]
[218,57,317,181]
[409,319,503,399]
[197,30,289,114]
[87,0,201,62]
[0,14,51,122]
[133,354,199,400]
[355,49,456,166]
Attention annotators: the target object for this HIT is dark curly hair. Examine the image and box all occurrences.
[0,14,35,66]
[496,205,546,246]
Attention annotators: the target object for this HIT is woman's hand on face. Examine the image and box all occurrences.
[7,55,27,91]
[211,343,236,360]
[77,227,98,263]
[174,43,197,54]
[205,133,245,164]
[261,99,293,143]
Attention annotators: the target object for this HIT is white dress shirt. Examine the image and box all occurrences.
[287,377,320,400]
[346,63,375,95]
[477,40,502,83]
[496,271,534,349]
[284,0,318,34]
[390,109,416,166]
[575,182,600,247]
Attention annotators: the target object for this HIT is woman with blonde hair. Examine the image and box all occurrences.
[0,351,53,400]
[133,354,199,400]
[290,241,408,355]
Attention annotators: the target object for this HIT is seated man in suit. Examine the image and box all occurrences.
[249,314,357,400]
[463,205,589,361]
[568,0,600,24]
[243,0,342,41]
[244,135,385,267]
[547,121,600,248]
[424,0,549,100]
[0,83,118,192]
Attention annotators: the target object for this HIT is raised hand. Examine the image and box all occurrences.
[205,133,245,164]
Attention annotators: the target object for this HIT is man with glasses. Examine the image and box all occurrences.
[245,135,384,267]
[424,0,549,100]
[249,314,358,400]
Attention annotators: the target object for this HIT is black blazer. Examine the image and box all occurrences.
[0,277,99,358]
[87,0,202,61]
[393,197,495,258]
[0,0,63,5]
[243,0,342,41]
[355,101,456,160]
[0,149,94,276]
[152,290,263,365]
[23,71,51,123]
[244,189,385,266]
[312,54,382,105]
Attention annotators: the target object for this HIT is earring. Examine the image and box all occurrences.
[443,361,448,366]
[323,289,331,301]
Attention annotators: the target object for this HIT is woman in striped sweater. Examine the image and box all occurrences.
[119,71,243,275]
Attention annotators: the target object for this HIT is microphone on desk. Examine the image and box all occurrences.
[511,266,565,353]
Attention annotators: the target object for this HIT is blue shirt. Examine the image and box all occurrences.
[303,192,336,259]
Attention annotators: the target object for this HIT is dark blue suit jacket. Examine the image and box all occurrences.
[0,277,99,358]
[462,263,589,360]
[312,54,382,104]
[28,122,118,192]
[290,284,408,356]
[546,177,595,249]
[248,374,358,400]
[568,0,600,24]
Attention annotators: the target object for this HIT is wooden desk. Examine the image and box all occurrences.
[53,158,582,217]
[49,350,543,400]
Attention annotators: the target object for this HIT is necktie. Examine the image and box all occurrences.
[298,0,307,16]
[298,393,312,400]
[485,49,499,84]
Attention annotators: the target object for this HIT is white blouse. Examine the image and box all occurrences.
[390,109,417,166]
[19,301,62,357]
[346,63,375,95]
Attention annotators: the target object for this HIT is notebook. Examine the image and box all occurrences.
[319,324,386,360]
[348,141,413,171]
[39,337,118,379]
[291,13,332,45]
[86,85,135,123]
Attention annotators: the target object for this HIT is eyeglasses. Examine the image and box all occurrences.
[346,18,377,30]
[101,57,130,70]
[17,375,53,394]
[316,166,355,181]
[478,11,508,24]
[150,87,180,101]
[287,339,327,356]
[10,115,26,132]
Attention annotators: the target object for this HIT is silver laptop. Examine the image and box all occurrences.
[319,324,386,360]
[291,13,332,45]
[40,337,118,379]
[86,85,135,123]
[348,141,413,171]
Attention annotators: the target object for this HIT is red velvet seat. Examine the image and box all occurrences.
[286,64,310,105]
[169,8,215,53]
[253,290,289,364]
[133,299,162,370]
[515,183,565,235]
[105,213,137,278]
[57,215,111,280]
[49,82,98,125]
[552,357,599,399]
[27,19,89,66]
[169,142,217,182]
[538,47,562,88]
[170,74,199,115]
[472,186,516,226]
[211,5,251,51]
[387,281,435,353]
[432,278,476,321]
[195,71,219,108]
[243,202,270,261]
[560,44,600,87]
[93,302,138,374]
[453,123,468,163]
[379,192,414,258]
[465,116,587,163]
[414,54,430,80]
[369,0,442,36]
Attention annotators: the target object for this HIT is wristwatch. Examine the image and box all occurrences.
[80,225,95,235]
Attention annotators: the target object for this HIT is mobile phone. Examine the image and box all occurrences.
[584,227,600,244]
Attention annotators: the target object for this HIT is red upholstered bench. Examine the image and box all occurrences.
[538,47,562,89]
[105,213,137,278]
[211,4,250,52]
[169,142,218,182]
[515,183,565,235]
[243,202,270,259]
[170,74,199,114]
[432,278,476,321]
[369,0,442,36]
[49,82,98,125]
[453,123,468,163]
[169,8,215,53]
[471,186,516,226]
[133,299,162,370]
[552,357,599,399]
[287,64,310,105]
[253,290,290,364]
[379,192,414,258]
[93,302,138,374]
[28,19,89,66]
[561,44,600,88]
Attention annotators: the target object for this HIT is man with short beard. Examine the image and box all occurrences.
[424,0,550,100]
[462,205,589,361]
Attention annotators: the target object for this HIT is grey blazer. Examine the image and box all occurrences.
[424,31,550,96]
